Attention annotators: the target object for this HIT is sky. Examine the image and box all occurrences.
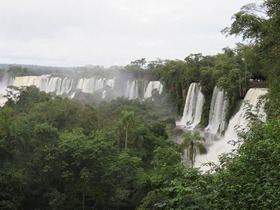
[0,0,253,67]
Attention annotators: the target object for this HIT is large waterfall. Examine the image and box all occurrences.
[195,88,268,170]
[1,74,269,172]
[176,83,205,129]
[0,75,163,105]
[12,76,116,99]
[204,86,229,139]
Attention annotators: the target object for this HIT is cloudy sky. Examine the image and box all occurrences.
[0,0,253,67]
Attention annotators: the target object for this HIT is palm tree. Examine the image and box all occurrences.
[120,111,135,149]
[179,131,207,168]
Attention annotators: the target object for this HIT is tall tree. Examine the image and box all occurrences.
[179,131,207,168]
[120,111,135,149]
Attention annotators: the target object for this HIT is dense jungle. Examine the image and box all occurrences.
[1,0,280,209]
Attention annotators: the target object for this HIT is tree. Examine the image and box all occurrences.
[5,85,51,112]
[0,164,26,209]
[80,105,99,135]
[208,119,280,209]
[0,106,15,163]
[223,0,280,117]
[120,111,135,149]
[32,97,81,131]
[43,129,118,210]
[7,65,29,77]
[179,131,207,168]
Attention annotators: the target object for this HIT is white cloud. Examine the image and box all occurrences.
[0,0,253,67]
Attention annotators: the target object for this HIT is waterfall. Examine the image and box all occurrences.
[12,75,76,96]
[204,86,229,138]
[11,76,117,97]
[0,74,10,106]
[58,78,74,95]
[13,75,49,88]
[176,83,205,129]
[76,78,107,93]
[222,88,267,140]
[144,81,163,98]
[0,75,162,104]
[195,88,268,170]
[125,80,139,99]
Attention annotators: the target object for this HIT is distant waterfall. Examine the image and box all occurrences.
[204,86,229,138]
[76,78,115,93]
[0,74,11,106]
[11,76,117,97]
[0,75,164,104]
[144,81,163,98]
[195,88,268,170]
[12,75,76,95]
[46,77,75,95]
[13,75,49,88]
[125,80,139,99]
[176,83,205,129]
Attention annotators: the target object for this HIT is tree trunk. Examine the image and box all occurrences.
[82,192,85,210]
[125,124,128,149]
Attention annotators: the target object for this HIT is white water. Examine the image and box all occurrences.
[204,86,229,139]
[144,81,163,98]
[0,75,164,105]
[176,83,205,129]
[0,74,10,106]
[195,88,268,170]
[125,80,139,99]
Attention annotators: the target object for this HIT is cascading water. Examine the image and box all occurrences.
[12,75,75,96]
[76,78,107,93]
[195,88,268,170]
[144,81,163,98]
[176,83,205,129]
[0,75,162,104]
[12,76,117,97]
[204,86,229,139]
[13,75,49,88]
[125,80,139,99]
[0,74,10,106]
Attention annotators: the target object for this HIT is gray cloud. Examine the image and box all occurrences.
[0,0,252,67]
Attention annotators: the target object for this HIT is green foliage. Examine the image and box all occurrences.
[208,119,280,209]
[0,164,26,209]
[79,104,99,135]
[1,2,280,208]
[123,58,150,79]
[224,0,280,117]
[31,97,81,131]
[7,65,30,77]
[140,167,209,210]
[0,86,184,209]
[148,49,253,126]
[120,110,135,149]
[5,85,51,112]
[179,131,207,168]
